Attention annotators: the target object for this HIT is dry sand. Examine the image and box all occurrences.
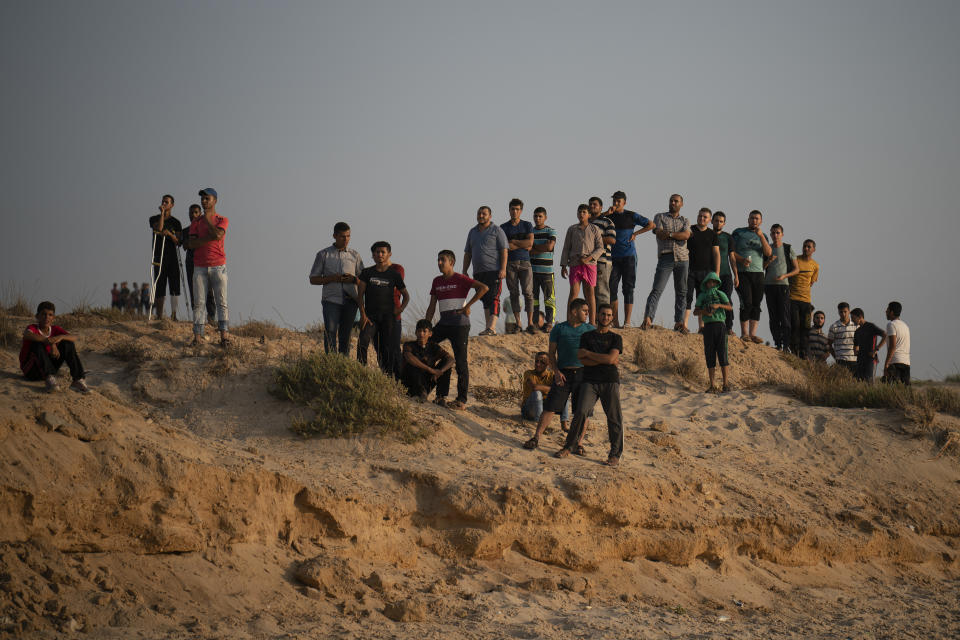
[1,314,959,638]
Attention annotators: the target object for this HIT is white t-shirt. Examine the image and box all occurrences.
[886,318,911,365]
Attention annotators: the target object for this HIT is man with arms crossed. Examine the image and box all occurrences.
[730,210,772,343]
[712,211,738,336]
[642,194,691,331]
[607,190,654,328]
[530,207,558,332]
[186,188,229,346]
[501,198,536,334]
[309,222,364,355]
[682,207,720,333]
[555,304,623,467]
[425,250,489,409]
[560,204,604,325]
[828,302,857,374]
[882,301,911,384]
[464,206,508,336]
[588,196,617,308]
[522,298,593,451]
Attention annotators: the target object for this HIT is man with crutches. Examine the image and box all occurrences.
[148,194,183,320]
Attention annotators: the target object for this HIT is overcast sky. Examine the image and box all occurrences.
[2,1,958,378]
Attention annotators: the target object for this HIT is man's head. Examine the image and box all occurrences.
[509,198,523,223]
[476,206,492,227]
[747,210,763,229]
[850,308,865,325]
[802,239,816,258]
[611,191,626,212]
[596,303,614,328]
[712,210,726,232]
[198,188,217,211]
[588,197,603,217]
[333,222,351,249]
[437,249,456,273]
[160,194,174,212]
[188,204,202,221]
[533,206,547,228]
[770,224,783,245]
[813,310,825,329]
[838,301,850,322]
[697,207,712,228]
[370,240,392,265]
[36,301,55,326]
[886,301,902,320]
[415,319,433,344]
[569,298,589,324]
[533,351,549,373]
[577,204,589,224]
[669,194,684,214]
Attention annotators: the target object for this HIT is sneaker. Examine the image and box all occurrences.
[45,375,60,392]
[70,379,90,394]
[524,325,537,335]
[478,329,496,337]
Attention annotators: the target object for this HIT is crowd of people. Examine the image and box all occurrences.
[22,188,913,464]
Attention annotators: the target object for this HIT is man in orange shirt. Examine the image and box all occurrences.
[788,239,819,357]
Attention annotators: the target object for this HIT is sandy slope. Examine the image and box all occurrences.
[1,315,958,638]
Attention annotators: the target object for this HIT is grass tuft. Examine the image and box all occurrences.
[270,351,416,441]
[0,311,21,350]
[672,356,701,384]
[106,339,151,362]
[945,374,960,384]
[232,319,283,340]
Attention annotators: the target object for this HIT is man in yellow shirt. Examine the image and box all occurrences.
[521,351,568,430]
[788,239,819,357]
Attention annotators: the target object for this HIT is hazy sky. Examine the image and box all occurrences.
[2,1,959,378]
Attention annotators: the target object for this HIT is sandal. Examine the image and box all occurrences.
[554,448,570,459]
[573,445,586,457]
[522,437,539,450]
[450,400,466,410]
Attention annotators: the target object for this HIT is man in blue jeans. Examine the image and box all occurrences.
[606,190,654,328]
[187,188,230,346]
[641,194,691,331]
[520,351,569,430]
[309,221,365,354]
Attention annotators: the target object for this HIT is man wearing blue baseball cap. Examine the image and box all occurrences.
[185,188,230,346]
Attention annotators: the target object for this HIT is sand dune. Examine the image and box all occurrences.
[0,315,958,638]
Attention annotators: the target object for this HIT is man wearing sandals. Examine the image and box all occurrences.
[641,194,691,331]
[186,188,230,346]
[556,304,623,467]
[522,298,593,451]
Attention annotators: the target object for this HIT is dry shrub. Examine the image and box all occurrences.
[473,385,519,404]
[634,341,664,372]
[106,339,150,362]
[207,342,253,376]
[58,306,125,329]
[1,284,31,317]
[946,374,960,384]
[0,311,21,350]
[271,351,416,441]
[232,319,283,340]
[672,356,701,384]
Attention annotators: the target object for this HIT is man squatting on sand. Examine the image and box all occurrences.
[20,301,90,394]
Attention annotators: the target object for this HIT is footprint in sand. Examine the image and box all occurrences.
[789,420,808,440]
[813,415,827,435]
[745,416,764,432]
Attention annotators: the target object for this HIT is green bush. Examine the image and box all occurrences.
[271,351,416,440]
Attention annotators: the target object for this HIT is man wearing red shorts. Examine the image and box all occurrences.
[560,204,604,325]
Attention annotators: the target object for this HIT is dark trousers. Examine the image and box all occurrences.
[736,272,764,322]
[685,269,711,310]
[609,256,638,304]
[564,381,623,458]
[719,273,735,332]
[22,341,85,381]
[152,259,181,296]
[702,322,729,368]
[185,261,216,320]
[357,312,396,376]
[789,300,813,357]
[475,271,502,316]
[764,285,791,349]
[391,318,403,377]
[321,299,358,355]
[837,360,857,376]
[883,363,911,385]
[532,272,556,324]
[401,366,452,399]
[855,357,875,382]
[429,324,469,403]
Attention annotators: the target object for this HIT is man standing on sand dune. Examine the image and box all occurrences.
[588,196,617,310]
[501,198,536,334]
[882,301,911,385]
[464,206,508,336]
[730,210,772,343]
[186,188,230,346]
[641,194,690,331]
[851,307,886,382]
[148,194,183,321]
[310,221,364,355]
[607,190,654,328]
[828,302,857,374]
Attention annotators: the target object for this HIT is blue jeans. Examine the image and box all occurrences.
[521,390,569,422]
[192,265,228,335]
[322,299,358,355]
[643,254,688,324]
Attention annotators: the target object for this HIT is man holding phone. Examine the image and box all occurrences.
[310,221,365,354]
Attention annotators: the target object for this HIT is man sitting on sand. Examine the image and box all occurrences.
[851,307,886,382]
[400,320,454,401]
[20,301,89,393]
[521,351,568,425]
[693,272,733,392]
[555,304,623,466]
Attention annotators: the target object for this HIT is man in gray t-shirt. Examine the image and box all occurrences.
[762,223,798,351]
[463,205,508,335]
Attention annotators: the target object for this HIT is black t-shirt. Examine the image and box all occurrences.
[149,215,183,263]
[688,226,718,271]
[853,322,885,363]
[402,340,451,373]
[579,330,623,383]
[359,266,406,316]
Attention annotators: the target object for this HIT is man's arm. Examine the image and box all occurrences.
[498,249,508,280]
[424,294,438,322]
[711,246,721,274]
[459,280,489,316]
[462,251,472,276]
[778,251,800,281]
[758,231,772,257]
[729,250,739,287]
[577,347,620,366]
[883,333,898,370]
[203,215,225,239]
[397,288,410,316]
[356,280,369,327]
[529,236,556,255]
[509,232,534,251]
[630,220,656,241]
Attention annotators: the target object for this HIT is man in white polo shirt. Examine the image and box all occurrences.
[828,301,857,375]
[882,301,911,385]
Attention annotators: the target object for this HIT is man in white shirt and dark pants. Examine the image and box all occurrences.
[882,301,911,385]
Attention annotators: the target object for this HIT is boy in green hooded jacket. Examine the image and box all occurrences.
[694,272,733,392]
